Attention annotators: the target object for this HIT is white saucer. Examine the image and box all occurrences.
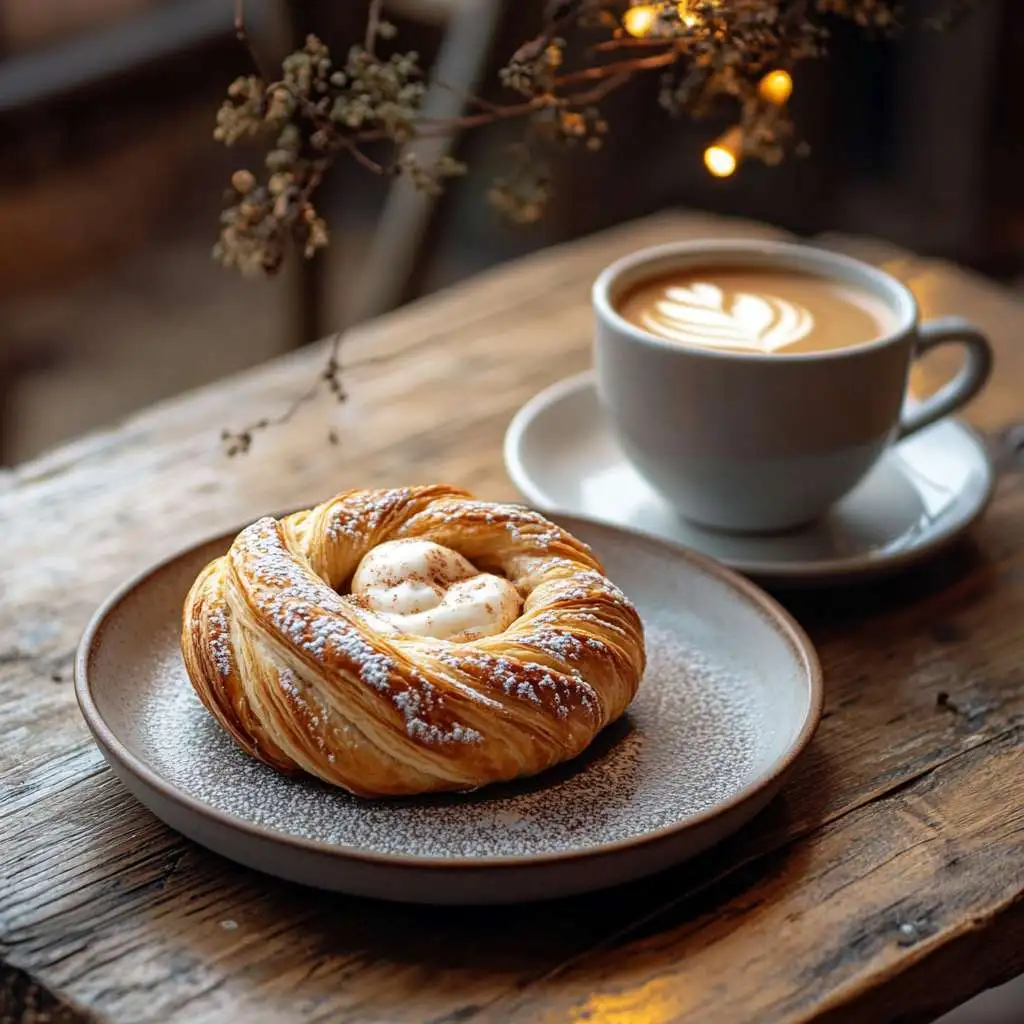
[504,371,995,588]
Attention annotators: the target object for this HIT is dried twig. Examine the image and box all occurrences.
[365,0,385,54]
[234,0,271,82]
[339,137,387,175]
[221,332,346,455]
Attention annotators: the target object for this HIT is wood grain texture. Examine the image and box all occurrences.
[2,211,1023,1024]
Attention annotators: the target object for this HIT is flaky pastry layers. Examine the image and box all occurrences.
[181,485,646,797]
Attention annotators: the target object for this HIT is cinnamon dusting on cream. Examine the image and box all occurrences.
[348,538,522,642]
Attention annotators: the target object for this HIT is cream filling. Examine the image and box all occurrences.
[349,539,521,642]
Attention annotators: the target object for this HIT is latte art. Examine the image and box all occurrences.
[643,282,814,354]
[617,266,896,356]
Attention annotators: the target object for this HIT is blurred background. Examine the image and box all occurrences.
[0,0,1020,467]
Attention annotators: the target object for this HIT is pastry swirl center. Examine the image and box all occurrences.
[349,538,521,642]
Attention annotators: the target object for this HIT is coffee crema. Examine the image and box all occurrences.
[616,266,895,355]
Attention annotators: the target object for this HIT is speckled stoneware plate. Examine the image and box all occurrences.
[76,514,822,905]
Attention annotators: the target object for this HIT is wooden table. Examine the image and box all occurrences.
[2,212,1023,1024]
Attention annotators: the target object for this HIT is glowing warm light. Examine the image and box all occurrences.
[677,1,701,27]
[704,126,742,177]
[623,4,658,37]
[679,0,722,24]
[704,145,737,178]
[759,69,793,105]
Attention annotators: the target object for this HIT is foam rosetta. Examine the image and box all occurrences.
[617,266,894,356]
[643,282,814,354]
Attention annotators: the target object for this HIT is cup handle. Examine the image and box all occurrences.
[898,317,993,440]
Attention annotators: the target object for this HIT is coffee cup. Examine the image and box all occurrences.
[592,239,993,533]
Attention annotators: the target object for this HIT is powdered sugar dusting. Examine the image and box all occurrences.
[554,570,633,609]
[278,667,329,751]
[208,606,233,677]
[137,614,765,857]
[326,490,405,541]
[433,500,569,549]
[516,627,590,663]
[438,650,595,720]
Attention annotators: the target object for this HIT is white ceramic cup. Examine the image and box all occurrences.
[593,239,993,533]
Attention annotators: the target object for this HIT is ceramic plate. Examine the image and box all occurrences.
[505,371,995,588]
[76,515,822,904]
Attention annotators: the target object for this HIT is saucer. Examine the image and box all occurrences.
[504,371,995,588]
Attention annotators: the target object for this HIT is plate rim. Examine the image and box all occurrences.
[75,512,824,872]
[504,369,996,583]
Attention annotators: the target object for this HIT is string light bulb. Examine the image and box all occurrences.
[623,4,658,37]
[758,69,793,106]
[704,126,742,178]
[677,1,701,27]
[704,145,737,178]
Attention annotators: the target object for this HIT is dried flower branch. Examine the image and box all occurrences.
[216,0,982,278]
[214,0,984,452]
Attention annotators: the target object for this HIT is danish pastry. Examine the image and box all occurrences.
[181,485,645,797]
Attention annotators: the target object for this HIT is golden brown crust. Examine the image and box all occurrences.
[181,485,646,797]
